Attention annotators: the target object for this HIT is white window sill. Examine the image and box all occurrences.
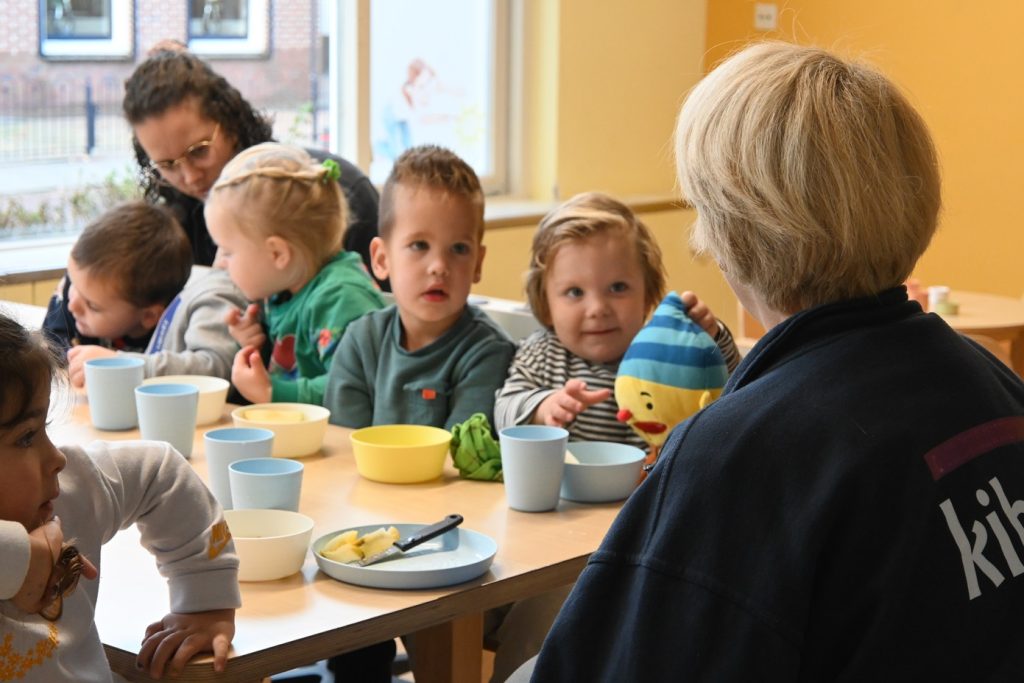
[0,194,683,284]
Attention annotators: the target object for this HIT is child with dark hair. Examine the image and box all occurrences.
[0,311,240,680]
[42,201,246,387]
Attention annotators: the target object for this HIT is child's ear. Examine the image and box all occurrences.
[473,243,486,284]
[265,236,293,270]
[139,303,166,332]
[369,236,390,281]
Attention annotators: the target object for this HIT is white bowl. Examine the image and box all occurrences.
[142,375,229,426]
[231,403,331,457]
[223,508,314,581]
[560,442,645,503]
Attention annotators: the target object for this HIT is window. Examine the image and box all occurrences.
[39,0,133,60]
[326,0,510,192]
[187,0,270,57]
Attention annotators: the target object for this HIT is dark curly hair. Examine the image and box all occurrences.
[123,50,274,203]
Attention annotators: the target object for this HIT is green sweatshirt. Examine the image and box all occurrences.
[323,304,516,429]
[266,251,385,404]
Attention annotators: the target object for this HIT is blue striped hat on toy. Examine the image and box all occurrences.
[618,292,728,390]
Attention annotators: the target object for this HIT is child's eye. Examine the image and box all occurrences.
[451,242,471,255]
[565,287,584,299]
[409,240,429,252]
[86,302,100,312]
[15,429,38,448]
[609,281,629,293]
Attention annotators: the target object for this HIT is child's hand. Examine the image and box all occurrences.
[12,517,98,615]
[136,608,236,679]
[533,379,612,428]
[681,290,719,337]
[225,304,266,349]
[66,345,117,388]
[232,345,272,404]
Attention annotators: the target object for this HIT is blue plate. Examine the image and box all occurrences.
[312,523,497,589]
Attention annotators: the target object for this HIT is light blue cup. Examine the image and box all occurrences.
[203,428,275,510]
[84,357,145,430]
[134,383,199,458]
[499,425,569,512]
[229,458,304,512]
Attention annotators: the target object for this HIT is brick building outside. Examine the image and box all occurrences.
[0,0,324,162]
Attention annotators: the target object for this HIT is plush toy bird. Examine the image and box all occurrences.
[615,292,729,472]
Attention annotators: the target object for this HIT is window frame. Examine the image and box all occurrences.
[326,0,512,194]
[38,0,134,61]
[186,0,271,59]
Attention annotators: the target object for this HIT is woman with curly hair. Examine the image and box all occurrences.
[43,49,385,351]
[122,49,381,276]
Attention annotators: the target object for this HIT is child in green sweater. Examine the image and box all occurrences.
[205,143,385,405]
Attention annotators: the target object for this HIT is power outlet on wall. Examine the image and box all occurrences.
[754,3,778,31]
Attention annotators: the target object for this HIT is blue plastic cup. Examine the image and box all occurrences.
[134,383,199,458]
[203,427,275,509]
[229,458,304,511]
[84,357,145,430]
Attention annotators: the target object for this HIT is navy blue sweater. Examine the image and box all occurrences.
[533,287,1024,682]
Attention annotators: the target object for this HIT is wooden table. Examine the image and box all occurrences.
[0,299,46,329]
[942,291,1024,375]
[49,399,622,682]
[738,290,1024,375]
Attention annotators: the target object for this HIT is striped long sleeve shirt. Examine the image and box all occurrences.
[493,323,741,450]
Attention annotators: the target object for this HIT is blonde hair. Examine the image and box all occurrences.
[676,42,941,313]
[379,145,484,240]
[208,142,348,276]
[525,192,666,328]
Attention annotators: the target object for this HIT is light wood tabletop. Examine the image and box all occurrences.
[738,290,1024,375]
[49,397,623,683]
[941,291,1024,375]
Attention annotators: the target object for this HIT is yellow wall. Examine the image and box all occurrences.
[477,1,740,326]
[0,278,61,306]
[705,1,1024,299]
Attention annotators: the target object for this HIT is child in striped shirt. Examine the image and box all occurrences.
[494,192,740,452]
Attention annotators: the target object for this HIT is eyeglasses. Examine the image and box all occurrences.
[39,544,84,622]
[147,123,220,175]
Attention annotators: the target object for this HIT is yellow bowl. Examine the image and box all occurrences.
[142,375,229,426]
[350,425,452,483]
[231,403,330,457]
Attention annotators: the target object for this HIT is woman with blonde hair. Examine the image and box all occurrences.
[530,42,1024,681]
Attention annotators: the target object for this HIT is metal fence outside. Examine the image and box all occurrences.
[0,73,133,162]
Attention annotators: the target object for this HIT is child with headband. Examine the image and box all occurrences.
[205,143,385,405]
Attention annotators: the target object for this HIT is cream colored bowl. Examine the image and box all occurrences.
[350,424,452,484]
[142,375,229,426]
[231,403,330,457]
[223,509,313,581]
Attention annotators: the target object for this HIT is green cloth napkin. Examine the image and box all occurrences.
[449,413,503,481]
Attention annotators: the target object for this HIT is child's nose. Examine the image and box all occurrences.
[427,256,450,277]
[67,287,82,315]
[586,295,611,316]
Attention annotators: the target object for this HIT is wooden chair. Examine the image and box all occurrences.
[964,334,1013,370]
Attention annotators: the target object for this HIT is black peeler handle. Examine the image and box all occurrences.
[395,514,463,552]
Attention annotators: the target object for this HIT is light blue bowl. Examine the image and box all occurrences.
[560,442,645,503]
